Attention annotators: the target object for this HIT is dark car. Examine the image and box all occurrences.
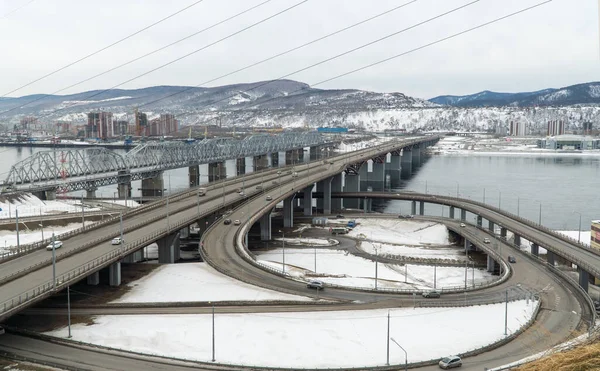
[336,214,345,219]
[307,280,324,290]
[422,290,441,298]
[223,219,232,225]
[508,256,516,263]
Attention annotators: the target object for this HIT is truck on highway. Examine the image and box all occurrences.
[198,187,207,196]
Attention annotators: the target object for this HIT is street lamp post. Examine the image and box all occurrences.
[517,197,520,217]
[279,230,286,274]
[67,286,72,338]
[455,182,459,198]
[375,244,379,290]
[15,208,20,250]
[386,310,390,366]
[51,232,56,289]
[483,187,486,203]
[538,202,542,225]
[390,338,408,371]
[498,191,502,209]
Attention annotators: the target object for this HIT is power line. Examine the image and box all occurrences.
[177,0,552,128]
[0,0,274,117]
[1,0,208,98]
[157,0,484,124]
[0,0,36,20]
[138,0,419,110]
[28,0,309,123]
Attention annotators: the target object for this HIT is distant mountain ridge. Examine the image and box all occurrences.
[0,79,433,125]
[430,81,600,107]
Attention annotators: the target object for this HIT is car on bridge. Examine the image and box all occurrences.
[307,280,324,290]
[438,355,462,369]
[508,256,517,263]
[460,223,466,227]
[422,290,441,298]
[266,196,273,201]
[223,219,232,225]
[111,237,124,245]
[484,238,491,244]
[46,240,63,251]
[234,220,241,226]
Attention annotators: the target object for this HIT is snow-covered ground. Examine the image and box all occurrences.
[0,222,82,254]
[431,136,600,157]
[275,237,337,246]
[336,137,394,153]
[112,263,311,303]
[347,219,450,246]
[557,230,591,246]
[360,241,465,261]
[0,194,100,219]
[46,300,537,368]
[257,248,494,290]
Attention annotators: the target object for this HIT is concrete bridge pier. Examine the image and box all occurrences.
[401,149,412,178]
[578,267,590,292]
[157,232,181,264]
[309,145,321,161]
[464,239,470,254]
[412,145,421,167]
[180,226,190,239]
[363,198,372,213]
[488,221,495,232]
[411,201,417,215]
[141,174,164,197]
[343,175,360,209]
[531,243,539,256]
[253,155,269,171]
[547,251,555,266]
[297,148,305,163]
[87,271,100,286]
[303,185,313,216]
[117,170,132,199]
[370,161,386,191]
[208,162,226,182]
[122,250,143,263]
[460,209,466,221]
[317,177,333,215]
[283,195,296,228]
[236,158,246,176]
[449,206,455,219]
[286,149,301,166]
[331,174,343,212]
[419,201,425,215]
[476,216,482,227]
[277,152,285,167]
[500,227,507,239]
[486,255,499,274]
[109,262,121,287]
[514,234,522,248]
[85,187,97,199]
[387,154,402,188]
[245,156,254,174]
[260,211,272,241]
[189,165,200,187]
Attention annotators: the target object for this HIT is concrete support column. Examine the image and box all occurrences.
[141,173,164,197]
[117,170,131,198]
[260,211,272,241]
[122,250,143,263]
[488,220,494,232]
[331,173,343,212]
[109,262,121,287]
[86,271,100,286]
[297,148,305,163]
[411,201,417,215]
[309,146,321,161]
[476,216,482,227]
[45,189,57,201]
[180,227,190,239]
[500,227,507,239]
[514,234,521,247]
[303,185,313,216]
[388,154,402,188]
[245,156,254,174]
[283,195,296,228]
[464,239,470,254]
[208,162,226,183]
[343,174,360,209]
[317,177,333,215]
[460,209,466,221]
[158,232,180,264]
[235,158,246,176]
[531,243,539,256]
[547,251,555,266]
[277,151,285,167]
[412,145,421,167]
[449,206,455,219]
[401,149,412,178]
[578,267,590,292]
[85,188,97,199]
[487,255,495,272]
[253,155,269,171]
[189,165,200,187]
[370,161,386,191]
[419,201,425,216]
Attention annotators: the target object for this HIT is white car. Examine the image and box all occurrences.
[111,237,124,245]
[439,355,462,369]
[484,238,491,244]
[46,240,63,250]
[460,223,466,227]
[233,220,241,226]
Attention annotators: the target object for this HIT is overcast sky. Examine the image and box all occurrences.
[0,0,597,99]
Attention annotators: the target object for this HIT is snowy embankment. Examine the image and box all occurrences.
[46,300,538,368]
[347,218,450,246]
[0,193,98,219]
[275,237,337,246]
[256,248,494,290]
[112,263,311,303]
[0,222,83,253]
